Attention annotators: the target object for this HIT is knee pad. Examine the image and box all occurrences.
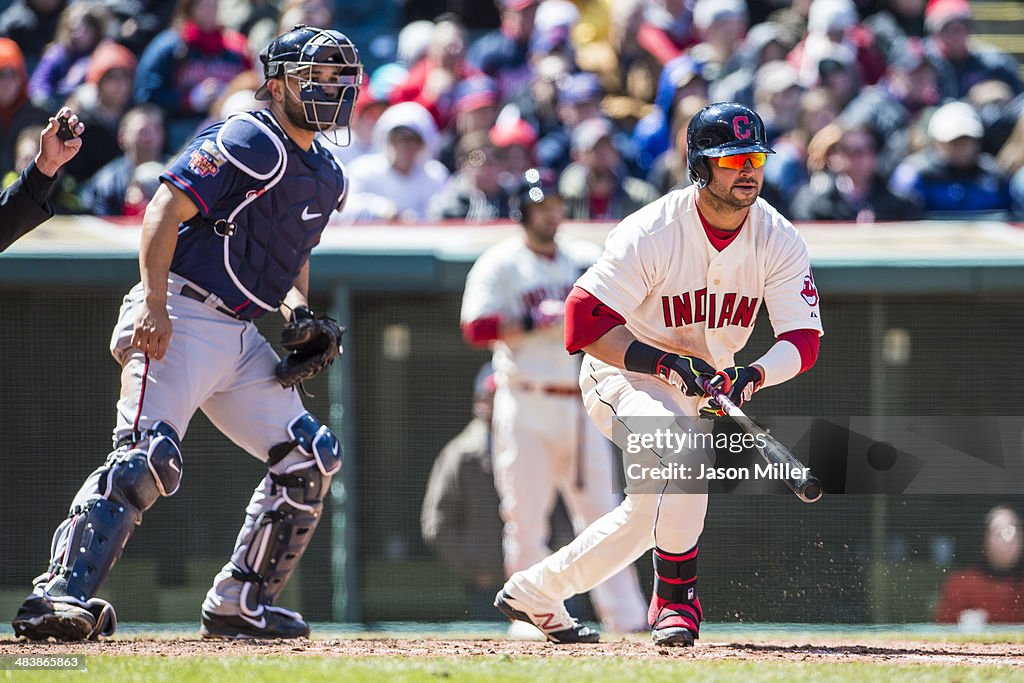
[269,412,341,476]
[42,422,182,602]
[107,421,183,510]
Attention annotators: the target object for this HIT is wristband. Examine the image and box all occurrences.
[624,340,675,375]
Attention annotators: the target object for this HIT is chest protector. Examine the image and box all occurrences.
[182,111,345,318]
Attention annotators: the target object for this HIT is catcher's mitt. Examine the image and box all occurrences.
[275,306,344,392]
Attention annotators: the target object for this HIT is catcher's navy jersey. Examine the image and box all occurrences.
[161,109,347,319]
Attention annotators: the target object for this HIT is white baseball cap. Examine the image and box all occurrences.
[928,101,984,143]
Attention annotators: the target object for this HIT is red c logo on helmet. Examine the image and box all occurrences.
[733,115,753,139]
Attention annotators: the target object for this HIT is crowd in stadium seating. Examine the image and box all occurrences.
[3,0,1024,222]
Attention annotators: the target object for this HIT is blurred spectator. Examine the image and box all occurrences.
[79,104,165,216]
[439,75,499,171]
[0,38,48,176]
[587,0,649,101]
[28,1,112,112]
[889,101,1011,218]
[99,1,174,58]
[530,0,578,65]
[789,0,885,90]
[391,15,478,131]
[935,506,1024,625]
[535,71,604,173]
[322,75,387,167]
[223,0,277,59]
[969,80,1020,157]
[864,0,926,62]
[420,365,505,621]
[842,38,940,176]
[792,123,922,222]
[816,52,861,111]
[489,116,537,182]
[192,70,263,132]
[0,0,65,70]
[559,117,658,220]
[995,112,1024,220]
[120,159,163,216]
[711,21,790,108]
[429,131,512,221]
[2,125,44,188]
[689,0,748,76]
[754,61,803,142]
[343,101,449,222]
[632,54,708,173]
[467,0,538,98]
[765,0,811,48]
[636,0,693,67]
[924,0,1022,101]
[647,94,706,194]
[61,41,137,185]
[134,0,252,151]
[396,20,436,68]
[513,55,568,141]
[276,0,333,37]
[797,88,840,146]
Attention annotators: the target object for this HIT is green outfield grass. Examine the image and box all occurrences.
[2,655,1021,683]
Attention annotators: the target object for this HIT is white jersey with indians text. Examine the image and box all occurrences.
[462,235,602,386]
[576,185,822,374]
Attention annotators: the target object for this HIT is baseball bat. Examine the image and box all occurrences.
[700,377,823,504]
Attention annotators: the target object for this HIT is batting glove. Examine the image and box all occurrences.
[700,365,764,418]
[656,354,717,397]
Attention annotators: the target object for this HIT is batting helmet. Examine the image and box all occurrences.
[510,167,560,223]
[686,102,773,188]
[255,25,363,131]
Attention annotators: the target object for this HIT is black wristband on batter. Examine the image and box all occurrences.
[623,340,676,375]
[521,312,535,332]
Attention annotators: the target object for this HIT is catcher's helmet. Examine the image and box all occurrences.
[510,167,560,223]
[686,102,773,188]
[256,25,363,132]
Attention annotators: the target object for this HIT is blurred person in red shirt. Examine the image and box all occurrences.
[935,506,1024,625]
[391,14,479,131]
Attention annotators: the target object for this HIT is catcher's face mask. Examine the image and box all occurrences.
[258,27,363,145]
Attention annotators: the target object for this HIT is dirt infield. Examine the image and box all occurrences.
[1,636,1022,666]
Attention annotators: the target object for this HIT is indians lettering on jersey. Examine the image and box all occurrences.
[523,283,574,311]
[660,289,759,329]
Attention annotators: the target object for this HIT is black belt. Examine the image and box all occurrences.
[179,284,245,320]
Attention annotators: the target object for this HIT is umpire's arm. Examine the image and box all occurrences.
[0,163,56,253]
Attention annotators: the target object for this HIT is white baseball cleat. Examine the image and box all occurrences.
[494,589,600,644]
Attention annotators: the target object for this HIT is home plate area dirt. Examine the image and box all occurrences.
[1,636,1022,666]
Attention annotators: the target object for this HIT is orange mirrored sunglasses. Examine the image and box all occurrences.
[716,152,767,170]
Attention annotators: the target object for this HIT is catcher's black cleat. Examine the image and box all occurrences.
[12,594,116,641]
[494,589,600,644]
[200,606,310,640]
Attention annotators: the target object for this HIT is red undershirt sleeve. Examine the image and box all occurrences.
[565,286,626,354]
[461,316,502,348]
[777,328,821,374]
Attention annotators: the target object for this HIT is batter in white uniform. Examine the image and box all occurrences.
[462,169,648,635]
[495,103,824,645]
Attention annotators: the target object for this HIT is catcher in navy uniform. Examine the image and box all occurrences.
[12,26,360,641]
